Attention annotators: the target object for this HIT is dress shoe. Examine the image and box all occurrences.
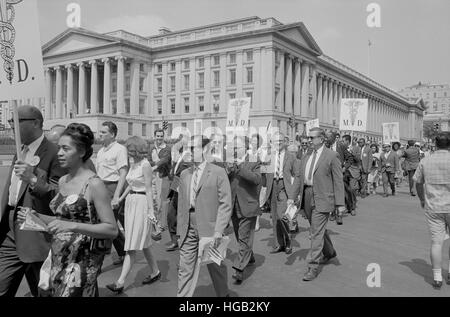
[248,255,256,265]
[113,256,124,265]
[142,271,161,285]
[336,214,343,225]
[302,268,319,281]
[232,270,243,284]
[319,252,337,264]
[270,246,285,254]
[432,280,443,289]
[106,282,124,294]
[285,245,293,255]
[166,243,179,252]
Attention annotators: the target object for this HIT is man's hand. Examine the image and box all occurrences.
[287,199,294,206]
[337,206,346,216]
[212,231,223,249]
[47,219,76,235]
[17,207,35,224]
[111,197,120,209]
[420,200,425,209]
[14,160,36,184]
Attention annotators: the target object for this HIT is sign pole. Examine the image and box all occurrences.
[11,100,22,160]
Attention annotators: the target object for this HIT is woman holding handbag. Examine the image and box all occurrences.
[107,136,161,293]
[17,123,118,297]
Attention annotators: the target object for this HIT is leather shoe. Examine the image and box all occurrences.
[319,252,337,264]
[248,255,256,265]
[232,270,243,284]
[336,214,343,225]
[166,243,179,252]
[302,268,319,281]
[106,282,124,294]
[411,193,416,196]
[432,280,443,289]
[142,271,161,285]
[270,246,285,254]
[113,256,124,265]
[285,246,292,255]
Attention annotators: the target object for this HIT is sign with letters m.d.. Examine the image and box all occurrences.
[226,98,250,138]
[339,99,368,132]
[382,122,400,143]
[0,0,45,100]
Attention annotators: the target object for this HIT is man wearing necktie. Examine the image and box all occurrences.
[265,132,301,255]
[297,128,345,281]
[176,135,232,297]
[357,138,372,198]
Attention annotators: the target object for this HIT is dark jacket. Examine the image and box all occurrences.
[402,147,421,171]
[149,144,172,178]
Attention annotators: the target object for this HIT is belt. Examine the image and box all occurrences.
[189,207,195,213]
[304,185,313,188]
[103,180,118,185]
[130,190,146,195]
[274,178,284,181]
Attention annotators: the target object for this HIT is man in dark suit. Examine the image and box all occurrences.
[265,132,301,255]
[341,135,357,216]
[357,138,372,198]
[402,140,421,196]
[0,105,64,297]
[380,143,399,197]
[297,127,345,281]
[228,136,261,284]
[296,136,311,160]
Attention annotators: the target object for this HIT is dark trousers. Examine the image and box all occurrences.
[0,234,42,297]
[269,179,291,248]
[167,192,178,243]
[302,187,336,269]
[407,169,416,194]
[382,171,396,194]
[359,172,368,196]
[104,181,126,257]
[231,201,256,272]
[344,171,357,211]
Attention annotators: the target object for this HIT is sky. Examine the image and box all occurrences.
[37,0,450,92]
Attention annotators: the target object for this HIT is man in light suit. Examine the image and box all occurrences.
[357,138,372,198]
[265,132,301,255]
[0,106,64,297]
[380,143,399,197]
[297,128,345,281]
[177,135,232,297]
[228,136,261,284]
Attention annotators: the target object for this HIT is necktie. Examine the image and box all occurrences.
[191,167,199,207]
[307,150,317,182]
[9,145,30,206]
[276,151,281,180]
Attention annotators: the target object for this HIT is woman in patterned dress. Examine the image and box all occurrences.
[17,123,118,297]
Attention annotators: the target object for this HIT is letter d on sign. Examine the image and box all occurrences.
[366,3,381,28]
[366,263,381,288]
[66,3,81,28]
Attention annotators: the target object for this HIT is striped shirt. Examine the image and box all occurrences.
[413,150,450,213]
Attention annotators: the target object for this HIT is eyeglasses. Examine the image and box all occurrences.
[301,142,309,145]
[8,118,36,125]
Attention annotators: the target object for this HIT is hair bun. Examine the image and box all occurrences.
[63,123,94,162]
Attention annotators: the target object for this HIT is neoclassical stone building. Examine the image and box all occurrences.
[27,16,423,141]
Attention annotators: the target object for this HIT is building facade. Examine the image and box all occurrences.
[26,16,424,141]
[399,82,450,115]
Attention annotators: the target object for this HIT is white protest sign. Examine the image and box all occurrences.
[0,0,45,100]
[226,98,250,134]
[305,118,320,136]
[339,99,368,132]
[382,122,400,143]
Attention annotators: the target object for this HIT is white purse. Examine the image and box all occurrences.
[38,249,52,291]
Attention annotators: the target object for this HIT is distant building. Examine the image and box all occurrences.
[398,82,450,115]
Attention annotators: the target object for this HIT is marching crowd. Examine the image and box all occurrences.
[0,105,449,297]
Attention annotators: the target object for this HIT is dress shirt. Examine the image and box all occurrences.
[304,144,325,186]
[190,161,207,208]
[96,141,128,182]
[9,133,45,206]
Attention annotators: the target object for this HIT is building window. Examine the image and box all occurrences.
[139,64,144,72]
[112,80,117,93]
[170,98,176,114]
[229,69,236,85]
[181,122,187,128]
[112,99,117,114]
[157,99,162,115]
[198,57,204,68]
[229,52,236,64]
[213,55,220,66]
[229,93,236,102]
[170,62,176,72]
[246,50,253,61]
[213,71,220,87]
[157,64,162,73]
[246,67,253,83]
[184,97,190,113]
[125,63,131,72]
[198,72,204,89]
[433,102,438,111]
[246,91,253,108]
[125,99,130,114]
[125,76,130,92]
[139,98,145,114]
[434,92,437,98]
[198,96,204,112]
[128,122,133,135]
[142,123,147,137]
[212,121,216,127]
[212,94,220,112]
[445,92,448,97]
[154,124,159,132]
[274,91,278,109]
[170,76,175,92]
[139,77,145,92]
[183,74,190,90]
[156,78,162,93]
[184,60,190,70]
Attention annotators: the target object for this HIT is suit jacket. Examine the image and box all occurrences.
[0,137,65,263]
[149,144,172,178]
[167,152,193,199]
[380,151,399,173]
[402,147,420,171]
[265,150,302,202]
[348,146,361,179]
[360,145,373,173]
[298,147,345,213]
[228,160,262,218]
[177,162,232,246]
[296,148,311,161]
[331,142,353,170]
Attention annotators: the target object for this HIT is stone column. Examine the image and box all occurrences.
[316,74,323,121]
[130,59,140,115]
[66,64,74,118]
[285,55,293,114]
[55,66,63,119]
[253,48,261,111]
[300,61,309,118]
[332,81,338,126]
[327,79,333,125]
[262,47,275,111]
[102,58,111,114]
[45,68,52,119]
[89,60,98,115]
[322,76,329,123]
[278,51,285,111]
[116,56,125,114]
[309,66,317,119]
[77,62,86,115]
[293,58,301,117]
[204,55,211,113]
[236,50,243,98]
[219,53,227,112]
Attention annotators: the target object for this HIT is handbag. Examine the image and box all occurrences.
[38,249,52,291]
[150,219,162,241]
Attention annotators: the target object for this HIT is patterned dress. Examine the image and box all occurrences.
[47,176,106,297]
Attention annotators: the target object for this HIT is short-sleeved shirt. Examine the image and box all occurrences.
[413,150,450,213]
[96,141,128,182]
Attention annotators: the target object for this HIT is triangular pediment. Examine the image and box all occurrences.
[43,28,119,57]
[276,23,322,55]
